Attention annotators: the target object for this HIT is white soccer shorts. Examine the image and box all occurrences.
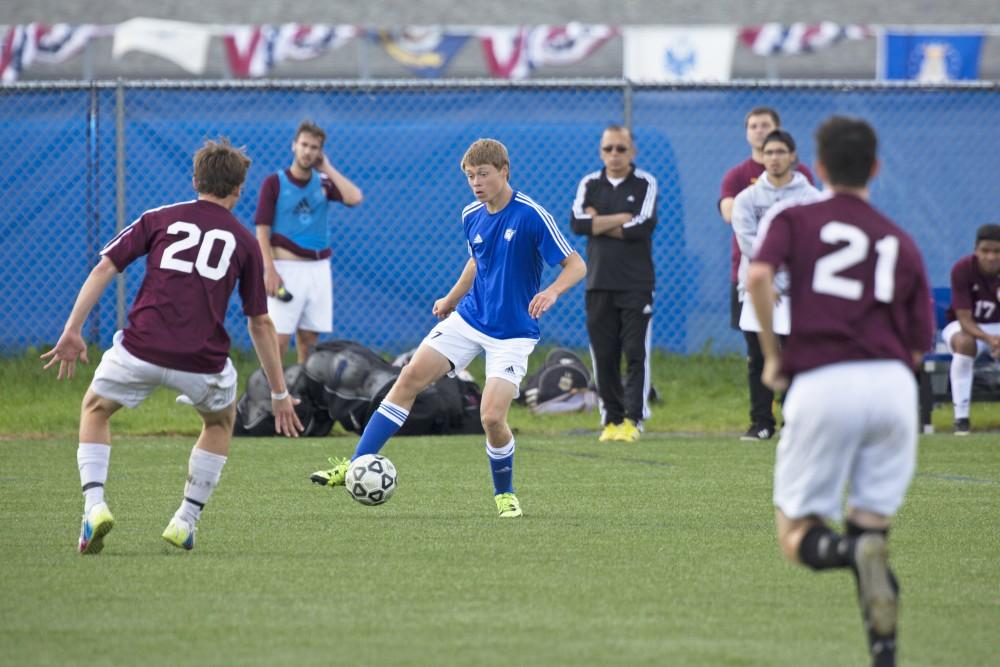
[422,312,537,393]
[267,259,333,335]
[773,359,917,521]
[942,320,1000,356]
[90,331,237,413]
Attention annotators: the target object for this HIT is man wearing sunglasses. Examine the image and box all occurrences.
[571,126,659,443]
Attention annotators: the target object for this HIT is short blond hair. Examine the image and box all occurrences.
[460,138,510,175]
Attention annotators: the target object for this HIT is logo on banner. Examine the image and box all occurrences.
[910,42,962,82]
[665,39,696,78]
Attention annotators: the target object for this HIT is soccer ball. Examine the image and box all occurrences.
[345,454,398,506]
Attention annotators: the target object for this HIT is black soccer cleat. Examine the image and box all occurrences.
[953,418,970,436]
[740,424,774,441]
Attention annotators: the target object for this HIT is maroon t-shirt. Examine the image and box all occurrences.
[101,199,268,374]
[754,192,933,377]
[254,169,343,259]
[949,254,1000,323]
[720,158,814,282]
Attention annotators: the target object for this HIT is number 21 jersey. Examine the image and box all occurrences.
[754,191,934,376]
[101,199,268,374]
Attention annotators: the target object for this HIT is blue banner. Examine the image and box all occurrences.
[880,30,983,81]
[375,28,470,79]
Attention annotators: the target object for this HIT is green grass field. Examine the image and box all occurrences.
[3,350,999,666]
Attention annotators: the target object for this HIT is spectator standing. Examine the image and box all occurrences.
[255,120,363,363]
[571,126,658,443]
[719,107,814,440]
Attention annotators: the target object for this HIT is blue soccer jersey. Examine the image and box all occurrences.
[456,190,575,339]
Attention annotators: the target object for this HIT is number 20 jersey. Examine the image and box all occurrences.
[101,199,268,374]
[753,191,934,377]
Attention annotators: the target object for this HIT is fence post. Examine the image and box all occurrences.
[86,83,100,342]
[114,79,126,330]
[623,78,633,130]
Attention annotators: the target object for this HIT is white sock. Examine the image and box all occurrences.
[77,443,110,513]
[950,353,974,419]
[176,448,227,526]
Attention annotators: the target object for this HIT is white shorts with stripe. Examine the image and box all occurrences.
[422,312,537,396]
[942,320,1000,355]
[773,359,917,521]
[90,331,238,413]
[267,259,333,335]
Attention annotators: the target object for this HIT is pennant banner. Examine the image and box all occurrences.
[1,23,103,82]
[376,27,470,79]
[479,23,617,79]
[223,24,359,78]
[113,17,212,74]
[623,26,736,82]
[740,22,872,56]
[879,30,984,81]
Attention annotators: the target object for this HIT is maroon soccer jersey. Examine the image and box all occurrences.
[753,192,934,376]
[101,199,268,374]
[949,254,1000,323]
[720,158,814,282]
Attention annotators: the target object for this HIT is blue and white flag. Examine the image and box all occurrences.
[376,27,470,79]
[879,30,984,81]
[623,26,736,82]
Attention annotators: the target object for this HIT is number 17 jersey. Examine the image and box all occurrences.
[101,199,268,374]
[754,191,934,377]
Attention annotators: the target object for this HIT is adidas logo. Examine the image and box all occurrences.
[473,234,484,244]
[642,304,653,315]
[503,365,516,375]
[292,197,312,215]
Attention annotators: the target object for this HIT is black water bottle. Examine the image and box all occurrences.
[276,285,293,302]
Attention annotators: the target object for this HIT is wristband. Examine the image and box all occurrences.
[271,390,289,401]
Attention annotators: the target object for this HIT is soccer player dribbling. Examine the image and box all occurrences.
[43,139,303,554]
[310,138,586,517]
[748,116,934,667]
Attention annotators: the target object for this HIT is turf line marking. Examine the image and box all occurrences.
[519,445,674,468]
[915,472,1000,485]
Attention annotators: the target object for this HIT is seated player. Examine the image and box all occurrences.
[748,116,934,667]
[941,223,1000,435]
[310,138,585,518]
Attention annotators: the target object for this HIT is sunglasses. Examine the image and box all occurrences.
[601,145,629,153]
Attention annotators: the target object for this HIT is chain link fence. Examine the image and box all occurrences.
[2,80,998,355]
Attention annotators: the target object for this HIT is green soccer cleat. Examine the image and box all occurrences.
[162,517,196,551]
[310,456,350,487]
[78,502,114,555]
[495,492,523,518]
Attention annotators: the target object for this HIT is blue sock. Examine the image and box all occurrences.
[352,400,409,460]
[486,438,515,495]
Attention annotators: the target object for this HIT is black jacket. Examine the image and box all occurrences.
[570,165,658,291]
